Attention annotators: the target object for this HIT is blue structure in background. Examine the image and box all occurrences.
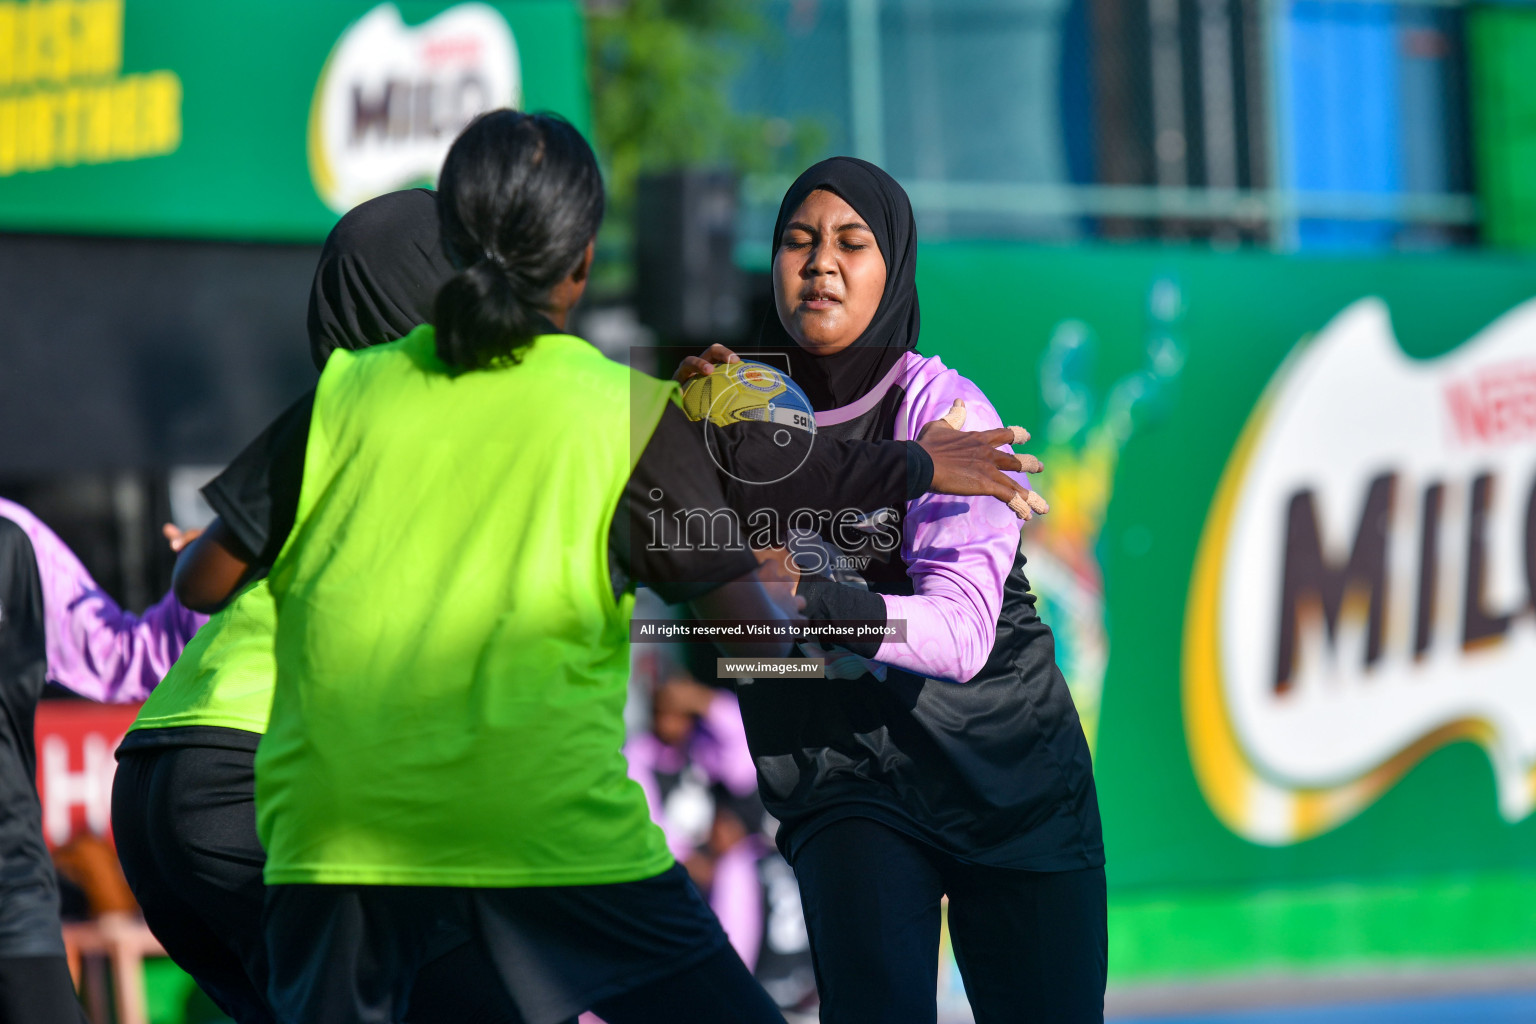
[1286,1,1402,249]
[1284,1,1466,250]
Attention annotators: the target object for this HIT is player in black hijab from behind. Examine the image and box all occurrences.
[112,189,539,1024]
[307,187,456,370]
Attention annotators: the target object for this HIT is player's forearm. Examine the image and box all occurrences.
[878,579,998,683]
[876,489,1020,682]
[688,570,798,658]
[719,427,920,524]
[173,518,258,613]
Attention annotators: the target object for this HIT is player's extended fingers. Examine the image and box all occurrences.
[973,425,1032,448]
[1025,489,1050,515]
[673,356,715,382]
[972,427,1016,447]
[941,398,967,430]
[675,345,742,382]
[701,344,741,365]
[983,469,1032,519]
[991,449,1044,474]
[917,401,968,440]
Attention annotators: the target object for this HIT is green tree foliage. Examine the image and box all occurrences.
[584,0,825,292]
[586,0,758,207]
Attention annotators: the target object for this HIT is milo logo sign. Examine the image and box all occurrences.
[308,2,519,213]
[1185,298,1536,845]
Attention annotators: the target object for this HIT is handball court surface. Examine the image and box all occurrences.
[1087,962,1536,1024]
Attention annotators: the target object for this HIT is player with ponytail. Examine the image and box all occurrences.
[112,188,535,1024]
[171,111,798,1024]
[432,110,605,369]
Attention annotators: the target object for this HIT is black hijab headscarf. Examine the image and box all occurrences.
[307,188,457,370]
[757,157,920,411]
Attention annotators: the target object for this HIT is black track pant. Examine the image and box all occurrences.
[112,745,533,1024]
[792,817,1106,1024]
[0,955,88,1024]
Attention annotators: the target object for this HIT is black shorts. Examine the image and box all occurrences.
[264,864,767,1024]
[112,738,274,1024]
[113,737,542,1024]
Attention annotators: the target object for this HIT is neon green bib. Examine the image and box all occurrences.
[127,578,275,736]
[256,326,677,887]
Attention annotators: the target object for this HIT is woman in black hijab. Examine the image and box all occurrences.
[307,187,457,370]
[111,190,534,1024]
[688,158,1106,1023]
[756,158,921,411]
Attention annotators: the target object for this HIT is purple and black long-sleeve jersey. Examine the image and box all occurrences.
[735,353,1104,871]
[0,500,202,957]
[0,498,205,703]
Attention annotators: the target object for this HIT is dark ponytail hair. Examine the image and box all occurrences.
[433,110,604,370]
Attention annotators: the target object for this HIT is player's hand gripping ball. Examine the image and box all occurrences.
[679,360,817,438]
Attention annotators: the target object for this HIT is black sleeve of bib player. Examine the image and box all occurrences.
[708,425,931,526]
[905,442,935,499]
[200,389,315,567]
[610,404,761,604]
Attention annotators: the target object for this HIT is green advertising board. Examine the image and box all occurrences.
[1469,4,1536,252]
[918,244,1536,981]
[0,0,589,240]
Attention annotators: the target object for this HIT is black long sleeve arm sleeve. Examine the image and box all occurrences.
[711,422,932,527]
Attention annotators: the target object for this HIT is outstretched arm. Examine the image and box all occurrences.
[172,388,315,615]
[880,376,1026,682]
[0,498,206,703]
[795,378,1029,683]
[172,518,259,614]
[675,346,1047,517]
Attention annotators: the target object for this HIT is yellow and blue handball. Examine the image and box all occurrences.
[679,359,817,437]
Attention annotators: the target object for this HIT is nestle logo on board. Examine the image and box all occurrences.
[1445,362,1536,446]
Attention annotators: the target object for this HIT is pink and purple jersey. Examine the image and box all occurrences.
[0,498,204,703]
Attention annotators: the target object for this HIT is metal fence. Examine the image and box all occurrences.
[733,0,1485,255]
